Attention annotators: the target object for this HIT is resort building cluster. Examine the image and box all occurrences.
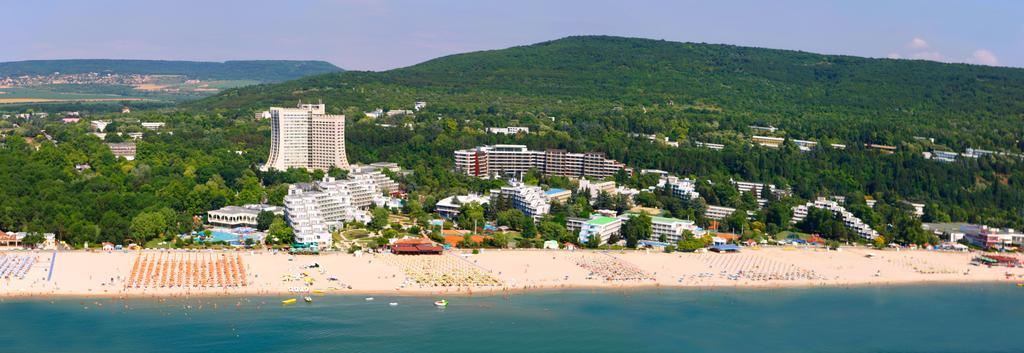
[570,213,704,245]
[790,198,880,239]
[284,168,399,248]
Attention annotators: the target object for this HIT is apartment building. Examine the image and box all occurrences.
[792,139,818,151]
[486,126,530,135]
[704,205,737,220]
[865,144,897,154]
[454,145,630,179]
[695,141,726,150]
[262,103,349,172]
[619,213,704,243]
[931,151,958,162]
[141,122,165,130]
[650,216,704,243]
[284,173,397,248]
[961,225,1024,249]
[106,142,136,160]
[752,135,784,148]
[790,198,879,239]
[544,188,572,203]
[749,125,778,133]
[494,182,551,220]
[577,216,624,245]
[578,179,617,198]
[348,168,399,194]
[658,176,700,201]
[435,194,490,219]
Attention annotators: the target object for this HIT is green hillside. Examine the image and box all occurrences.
[194,35,1024,150]
[0,59,342,82]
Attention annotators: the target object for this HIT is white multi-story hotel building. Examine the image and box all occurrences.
[790,198,879,239]
[284,173,397,248]
[577,216,623,245]
[658,176,700,200]
[649,215,704,243]
[704,205,737,220]
[494,182,551,220]
[262,103,349,172]
[454,144,630,179]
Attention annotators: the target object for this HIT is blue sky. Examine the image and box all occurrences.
[5,0,1023,70]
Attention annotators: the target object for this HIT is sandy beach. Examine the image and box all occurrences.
[2,247,1022,299]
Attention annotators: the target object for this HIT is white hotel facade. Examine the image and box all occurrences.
[455,144,630,179]
[284,170,397,248]
[493,182,551,220]
[262,103,349,171]
[790,198,879,239]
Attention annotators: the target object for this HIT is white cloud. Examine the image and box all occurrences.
[909,51,944,62]
[969,49,999,66]
[907,37,929,49]
[887,53,901,59]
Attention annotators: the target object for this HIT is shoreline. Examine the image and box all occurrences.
[2,279,1020,301]
[2,247,1021,301]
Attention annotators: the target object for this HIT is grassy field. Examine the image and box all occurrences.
[0,87,125,101]
[0,78,258,104]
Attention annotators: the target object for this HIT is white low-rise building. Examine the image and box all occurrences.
[141,122,165,130]
[207,204,284,227]
[435,194,490,219]
[704,205,737,220]
[486,126,530,135]
[106,142,136,160]
[960,224,1023,248]
[579,179,617,199]
[577,216,623,245]
[649,215,704,243]
[90,120,110,132]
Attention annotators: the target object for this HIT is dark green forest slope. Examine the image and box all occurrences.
[195,35,1024,150]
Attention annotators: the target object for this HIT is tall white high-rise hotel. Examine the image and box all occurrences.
[261,103,349,171]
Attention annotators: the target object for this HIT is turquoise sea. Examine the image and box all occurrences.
[1,284,1021,353]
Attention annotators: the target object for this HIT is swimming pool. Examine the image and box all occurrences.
[197,231,263,245]
[208,231,243,243]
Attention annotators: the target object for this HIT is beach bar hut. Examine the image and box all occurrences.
[391,243,443,255]
[710,244,741,253]
[389,238,443,255]
[543,240,559,249]
[0,231,19,247]
[980,255,1021,267]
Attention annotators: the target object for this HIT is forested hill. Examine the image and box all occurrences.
[192,35,1024,148]
[0,59,342,82]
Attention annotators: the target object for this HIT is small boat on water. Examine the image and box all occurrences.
[281,298,297,305]
[389,302,398,306]
[434,299,448,307]
[365,297,374,301]
[304,296,313,303]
